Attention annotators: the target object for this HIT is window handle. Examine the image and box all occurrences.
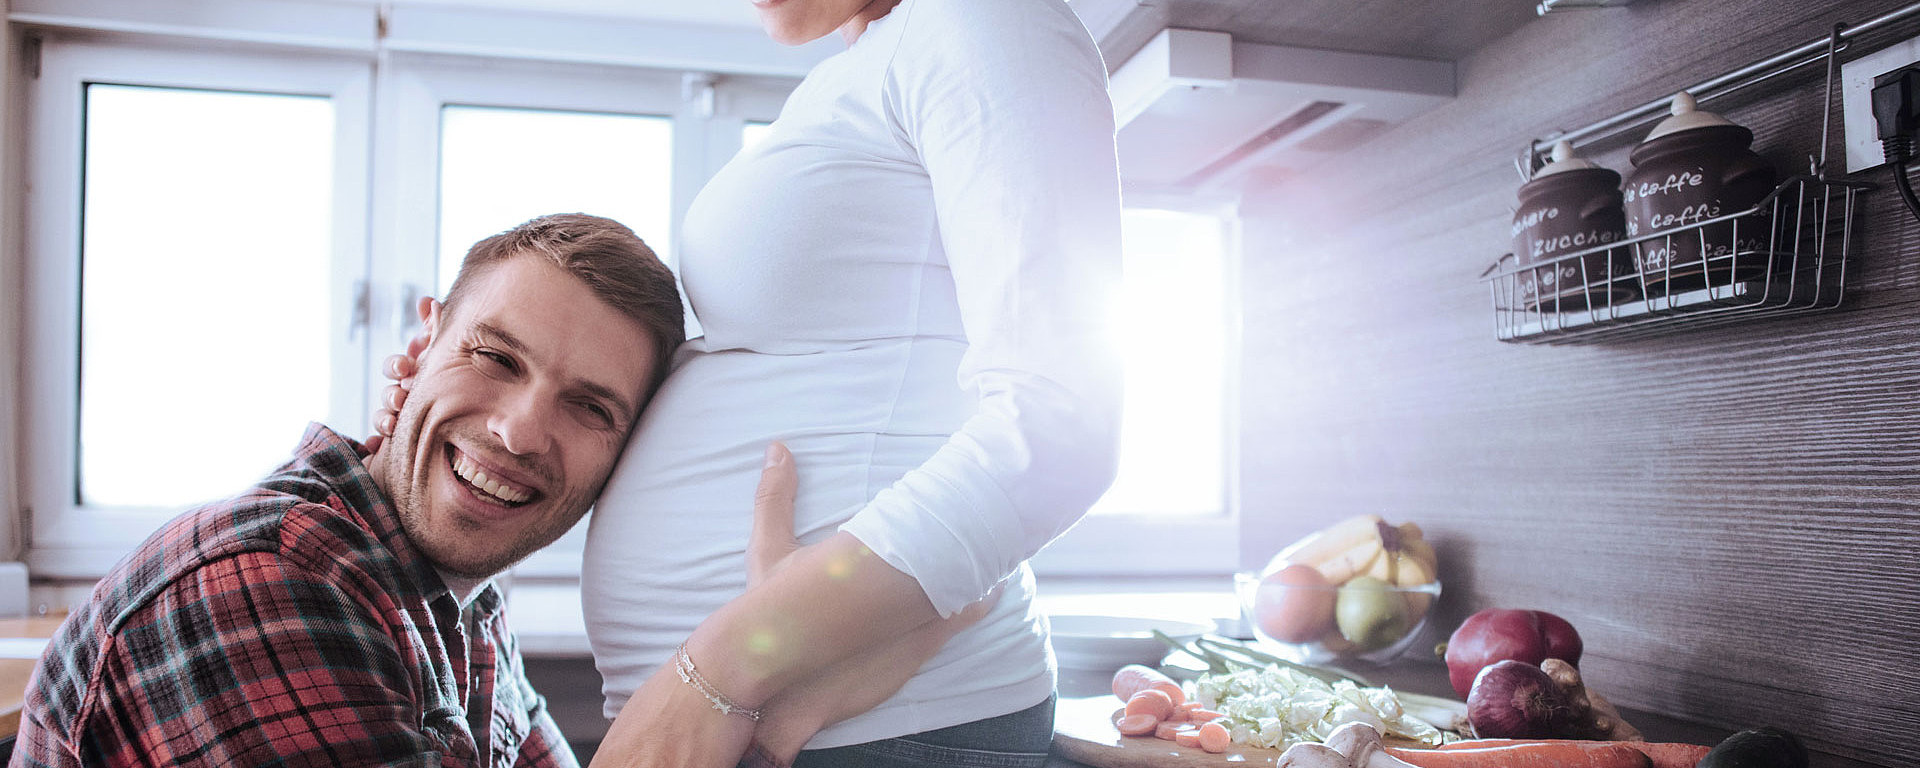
[349,279,371,342]
[398,283,424,336]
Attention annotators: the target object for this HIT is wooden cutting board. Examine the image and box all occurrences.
[1052,694,1467,768]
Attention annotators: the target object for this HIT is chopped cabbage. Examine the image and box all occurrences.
[1189,665,1446,751]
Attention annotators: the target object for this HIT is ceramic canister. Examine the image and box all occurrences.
[1511,140,1632,311]
[1622,92,1777,296]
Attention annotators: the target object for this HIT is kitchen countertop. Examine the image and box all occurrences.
[510,579,1874,767]
[1044,656,1871,768]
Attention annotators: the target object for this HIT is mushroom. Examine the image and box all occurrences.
[1276,742,1353,768]
[1322,722,1425,768]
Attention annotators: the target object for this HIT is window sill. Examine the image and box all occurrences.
[507,574,1246,660]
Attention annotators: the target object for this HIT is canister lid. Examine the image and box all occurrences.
[1533,140,1600,177]
[1642,91,1739,141]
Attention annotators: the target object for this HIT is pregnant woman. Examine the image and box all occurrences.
[382,0,1122,764]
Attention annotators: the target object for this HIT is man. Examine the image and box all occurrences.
[14,214,685,767]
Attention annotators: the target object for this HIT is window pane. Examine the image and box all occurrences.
[80,85,335,508]
[438,106,673,294]
[1090,209,1228,517]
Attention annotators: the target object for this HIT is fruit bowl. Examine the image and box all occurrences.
[1235,571,1442,666]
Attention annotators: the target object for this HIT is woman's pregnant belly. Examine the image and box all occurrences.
[580,337,1056,746]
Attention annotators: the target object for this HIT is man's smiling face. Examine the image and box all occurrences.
[374,255,656,579]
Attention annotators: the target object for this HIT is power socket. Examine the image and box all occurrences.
[1842,36,1920,171]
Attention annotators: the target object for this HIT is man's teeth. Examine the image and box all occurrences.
[452,451,532,504]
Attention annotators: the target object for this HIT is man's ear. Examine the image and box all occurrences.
[421,297,444,345]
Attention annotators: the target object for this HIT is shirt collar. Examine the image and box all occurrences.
[290,423,503,620]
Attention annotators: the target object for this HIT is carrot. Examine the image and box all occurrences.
[1110,664,1186,707]
[1387,742,1654,768]
[1426,739,1711,768]
[1115,713,1159,736]
[1154,721,1189,741]
[1187,708,1225,722]
[1123,689,1175,721]
[1196,721,1231,754]
[1174,729,1203,748]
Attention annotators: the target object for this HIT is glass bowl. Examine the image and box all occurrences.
[1234,571,1442,666]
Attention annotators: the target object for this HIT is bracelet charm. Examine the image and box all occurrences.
[673,644,763,722]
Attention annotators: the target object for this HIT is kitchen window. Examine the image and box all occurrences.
[22,40,374,577]
[78,85,338,511]
[1034,204,1242,575]
[436,106,675,296]
[19,30,788,580]
[16,10,1240,583]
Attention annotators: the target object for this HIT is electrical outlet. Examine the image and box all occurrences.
[1842,36,1920,171]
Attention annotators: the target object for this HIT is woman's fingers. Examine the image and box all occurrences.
[382,353,417,386]
[371,383,408,439]
[747,442,800,588]
[367,298,438,456]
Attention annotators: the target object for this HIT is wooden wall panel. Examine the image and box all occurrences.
[1234,1,1920,766]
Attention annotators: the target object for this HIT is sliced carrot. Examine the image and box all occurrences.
[1115,713,1160,736]
[1174,701,1202,721]
[1149,680,1186,708]
[1111,664,1185,707]
[1196,721,1231,754]
[1174,729,1203,748]
[1124,689,1175,721]
[1154,721,1187,741]
[1187,708,1225,722]
[1387,742,1653,768]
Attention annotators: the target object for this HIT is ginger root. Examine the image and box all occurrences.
[1541,657,1645,741]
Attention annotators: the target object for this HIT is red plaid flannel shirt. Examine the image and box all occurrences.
[14,424,578,768]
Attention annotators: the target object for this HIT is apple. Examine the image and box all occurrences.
[1253,564,1338,643]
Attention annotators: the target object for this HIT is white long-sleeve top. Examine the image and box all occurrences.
[579,0,1122,747]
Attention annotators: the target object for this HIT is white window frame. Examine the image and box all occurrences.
[22,36,374,579]
[1031,194,1245,577]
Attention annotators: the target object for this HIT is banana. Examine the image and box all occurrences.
[1390,550,1436,587]
[1400,536,1438,575]
[1264,514,1385,575]
[1315,536,1386,585]
[1393,553,1438,618]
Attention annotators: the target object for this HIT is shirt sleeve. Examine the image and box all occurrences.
[70,551,443,767]
[837,0,1125,616]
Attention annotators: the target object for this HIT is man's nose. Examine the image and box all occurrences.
[489,389,556,456]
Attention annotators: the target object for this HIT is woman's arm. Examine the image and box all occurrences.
[739,444,997,764]
[590,448,966,768]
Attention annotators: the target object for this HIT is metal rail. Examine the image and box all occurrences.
[1520,1,1920,177]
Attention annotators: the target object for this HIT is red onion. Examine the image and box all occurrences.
[1445,608,1584,697]
[1466,660,1574,739]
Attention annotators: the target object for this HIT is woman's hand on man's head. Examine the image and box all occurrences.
[364,296,435,455]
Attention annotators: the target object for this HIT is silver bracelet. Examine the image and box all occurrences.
[673,644,762,722]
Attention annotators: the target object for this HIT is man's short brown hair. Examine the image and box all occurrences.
[444,213,684,399]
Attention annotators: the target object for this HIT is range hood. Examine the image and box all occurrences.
[1111,29,1456,191]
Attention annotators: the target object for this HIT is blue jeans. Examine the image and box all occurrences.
[787,694,1057,768]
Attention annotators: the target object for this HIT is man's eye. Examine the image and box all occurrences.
[577,401,615,429]
[474,348,517,375]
